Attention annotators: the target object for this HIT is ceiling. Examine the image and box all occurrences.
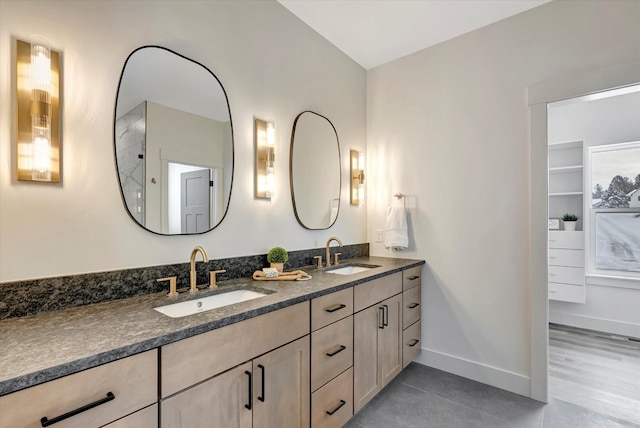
[278,0,551,70]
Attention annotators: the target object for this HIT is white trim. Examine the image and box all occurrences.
[528,58,640,406]
[549,310,640,338]
[414,348,533,399]
[586,274,640,290]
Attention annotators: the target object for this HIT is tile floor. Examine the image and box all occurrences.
[346,363,640,428]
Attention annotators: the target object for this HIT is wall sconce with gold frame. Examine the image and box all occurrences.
[254,118,275,199]
[16,37,61,182]
[350,149,365,205]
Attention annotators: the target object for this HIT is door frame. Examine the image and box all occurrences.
[528,59,640,402]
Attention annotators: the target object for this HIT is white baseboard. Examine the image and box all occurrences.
[549,311,640,338]
[414,347,532,398]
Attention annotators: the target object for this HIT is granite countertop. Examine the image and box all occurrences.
[0,256,424,396]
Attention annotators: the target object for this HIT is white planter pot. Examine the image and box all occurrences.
[564,221,577,231]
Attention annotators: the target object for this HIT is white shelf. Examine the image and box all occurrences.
[549,165,583,174]
[548,140,583,151]
[549,192,583,197]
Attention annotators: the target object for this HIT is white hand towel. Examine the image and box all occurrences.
[384,205,408,250]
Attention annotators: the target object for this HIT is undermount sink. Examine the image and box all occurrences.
[325,264,380,275]
[154,288,270,318]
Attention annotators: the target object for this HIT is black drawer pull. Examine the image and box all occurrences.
[378,307,385,329]
[326,345,347,357]
[326,399,347,416]
[325,303,346,313]
[407,275,420,280]
[383,304,389,327]
[245,371,252,410]
[408,339,420,347]
[41,392,115,427]
[257,364,265,402]
[407,302,420,309]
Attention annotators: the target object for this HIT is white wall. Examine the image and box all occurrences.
[548,91,640,337]
[0,1,367,282]
[367,0,640,396]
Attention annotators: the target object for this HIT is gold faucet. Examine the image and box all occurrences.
[189,246,209,292]
[325,237,343,267]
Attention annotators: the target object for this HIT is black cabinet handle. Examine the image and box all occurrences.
[257,364,265,402]
[326,345,347,357]
[325,303,346,313]
[378,307,385,329]
[383,304,389,327]
[407,302,420,309]
[407,275,420,280]
[408,339,420,347]
[244,371,252,410]
[326,400,347,416]
[41,392,115,427]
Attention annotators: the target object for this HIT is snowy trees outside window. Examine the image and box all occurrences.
[589,142,640,275]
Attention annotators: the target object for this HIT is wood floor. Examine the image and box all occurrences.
[549,323,640,425]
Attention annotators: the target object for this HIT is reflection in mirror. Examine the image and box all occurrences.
[290,111,341,229]
[114,46,233,235]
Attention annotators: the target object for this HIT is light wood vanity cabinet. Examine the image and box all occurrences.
[160,302,310,428]
[0,350,157,428]
[402,266,422,368]
[162,336,310,428]
[353,272,403,413]
[310,287,354,428]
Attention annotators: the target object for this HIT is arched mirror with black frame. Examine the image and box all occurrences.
[114,46,234,235]
[289,111,341,230]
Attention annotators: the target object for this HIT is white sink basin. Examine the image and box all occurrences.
[326,265,378,275]
[154,289,268,318]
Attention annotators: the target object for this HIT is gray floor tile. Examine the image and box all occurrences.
[347,381,521,428]
[396,363,545,427]
[543,399,640,428]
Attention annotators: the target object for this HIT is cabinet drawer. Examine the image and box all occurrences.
[549,249,584,268]
[311,367,353,428]
[0,350,157,428]
[548,265,584,286]
[549,282,585,303]
[403,266,422,290]
[103,404,158,428]
[311,316,353,392]
[549,231,583,249]
[402,321,421,369]
[311,288,353,331]
[162,302,309,397]
[354,272,402,312]
[402,286,421,329]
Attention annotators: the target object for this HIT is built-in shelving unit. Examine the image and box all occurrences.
[548,140,586,303]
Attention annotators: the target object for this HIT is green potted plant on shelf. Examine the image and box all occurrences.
[267,247,289,273]
[562,213,579,231]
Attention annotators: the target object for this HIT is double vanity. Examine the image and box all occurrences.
[0,256,424,428]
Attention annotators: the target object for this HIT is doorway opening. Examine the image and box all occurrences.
[546,85,640,424]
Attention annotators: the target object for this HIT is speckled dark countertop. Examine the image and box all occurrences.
[0,257,424,396]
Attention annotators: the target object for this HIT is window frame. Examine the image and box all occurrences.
[585,141,640,288]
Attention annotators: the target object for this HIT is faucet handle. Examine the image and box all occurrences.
[333,252,342,265]
[209,270,227,289]
[313,256,323,269]
[158,276,178,297]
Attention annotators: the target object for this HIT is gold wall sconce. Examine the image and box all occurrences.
[254,118,275,199]
[350,149,365,205]
[16,36,61,182]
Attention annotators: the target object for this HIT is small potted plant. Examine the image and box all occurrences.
[562,213,579,231]
[267,247,288,273]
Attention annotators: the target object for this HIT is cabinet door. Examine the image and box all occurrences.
[103,404,157,428]
[353,304,382,413]
[379,294,402,386]
[161,361,252,428]
[253,336,310,428]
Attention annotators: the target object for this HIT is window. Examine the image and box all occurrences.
[587,141,640,281]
